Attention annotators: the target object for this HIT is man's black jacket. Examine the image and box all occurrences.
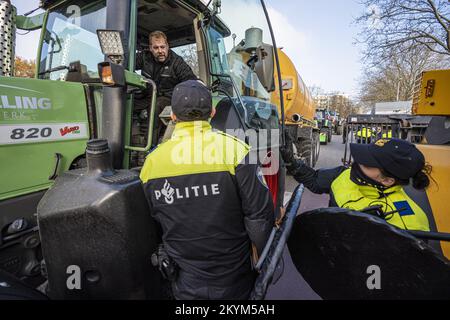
[136,49,197,98]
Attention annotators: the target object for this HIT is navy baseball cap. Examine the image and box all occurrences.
[350,138,425,180]
[171,80,212,121]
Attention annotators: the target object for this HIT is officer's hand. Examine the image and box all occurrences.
[280,132,295,165]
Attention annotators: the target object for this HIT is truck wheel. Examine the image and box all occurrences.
[313,133,320,166]
[295,139,313,167]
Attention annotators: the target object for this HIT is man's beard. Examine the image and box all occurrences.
[156,53,167,62]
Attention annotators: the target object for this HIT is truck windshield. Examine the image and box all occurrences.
[38,0,106,80]
[205,0,282,130]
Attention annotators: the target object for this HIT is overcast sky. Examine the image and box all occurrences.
[12,0,366,96]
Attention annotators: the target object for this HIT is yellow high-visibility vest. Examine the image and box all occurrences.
[331,169,430,231]
[356,128,373,138]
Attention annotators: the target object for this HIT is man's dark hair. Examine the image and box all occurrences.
[149,30,168,44]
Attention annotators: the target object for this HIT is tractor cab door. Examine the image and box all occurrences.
[130,0,207,168]
[202,0,286,213]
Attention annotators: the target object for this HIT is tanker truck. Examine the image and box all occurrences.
[273,49,320,167]
[227,36,320,167]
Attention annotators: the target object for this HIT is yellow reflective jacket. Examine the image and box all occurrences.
[139,121,274,280]
[331,169,430,231]
[356,128,373,138]
[382,130,393,138]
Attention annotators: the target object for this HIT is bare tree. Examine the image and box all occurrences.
[328,94,356,119]
[358,45,449,107]
[308,85,324,97]
[356,0,450,62]
[177,44,199,76]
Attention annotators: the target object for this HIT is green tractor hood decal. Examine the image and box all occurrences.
[0,77,89,200]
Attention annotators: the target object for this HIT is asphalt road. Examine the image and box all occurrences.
[265,134,346,300]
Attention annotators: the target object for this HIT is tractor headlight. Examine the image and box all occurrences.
[97,29,125,65]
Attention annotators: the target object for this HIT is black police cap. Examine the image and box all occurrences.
[171,80,212,121]
[350,138,425,180]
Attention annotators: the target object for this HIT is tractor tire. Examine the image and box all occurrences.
[295,139,313,167]
[312,132,320,167]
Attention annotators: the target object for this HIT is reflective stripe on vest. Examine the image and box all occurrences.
[331,169,430,231]
[140,121,250,182]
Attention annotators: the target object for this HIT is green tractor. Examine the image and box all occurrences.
[0,0,290,298]
[315,108,332,145]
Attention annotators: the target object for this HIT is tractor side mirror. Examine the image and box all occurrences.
[243,27,275,92]
[254,44,275,92]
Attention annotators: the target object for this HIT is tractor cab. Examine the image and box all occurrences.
[35,0,284,168]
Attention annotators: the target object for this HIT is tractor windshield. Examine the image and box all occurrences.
[38,0,106,80]
[204,0,283,131]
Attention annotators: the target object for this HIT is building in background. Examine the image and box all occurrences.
[368,101,413,115]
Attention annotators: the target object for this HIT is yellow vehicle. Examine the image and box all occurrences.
[412,69,450,259]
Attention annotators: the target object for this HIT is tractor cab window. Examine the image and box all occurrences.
[171,43,200,77]
[204,0,282,131]
[38,0,106,81]
[135,0,201,78]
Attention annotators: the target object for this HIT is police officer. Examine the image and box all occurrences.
[281,136,431,231]
[137,31,198,145]
[140,80,274,300]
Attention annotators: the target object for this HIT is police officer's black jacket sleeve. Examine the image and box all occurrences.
[235,162,274,256]
[287,159,346,194]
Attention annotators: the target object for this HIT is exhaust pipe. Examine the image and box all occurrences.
[0,0,16,76]
[291,114,302,123]
[100,0,131,169]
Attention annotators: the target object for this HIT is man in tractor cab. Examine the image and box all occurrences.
[140,80,274,299]
[281,135,432,231]
[136,30,198,146]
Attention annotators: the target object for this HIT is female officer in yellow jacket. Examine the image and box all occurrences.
[281,137,432,231]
